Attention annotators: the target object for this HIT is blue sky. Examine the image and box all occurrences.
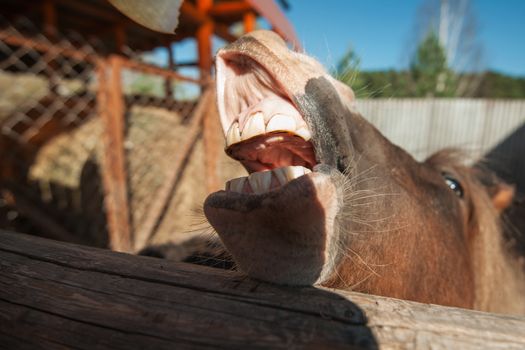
[161,0,524,77]
[285,0,525,76]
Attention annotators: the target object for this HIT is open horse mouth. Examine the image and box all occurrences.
[216,53,318,194]
[204,32,346,286]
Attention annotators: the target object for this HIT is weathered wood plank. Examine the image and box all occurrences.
[1,230,524,349]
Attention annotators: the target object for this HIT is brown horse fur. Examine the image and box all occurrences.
[193,31,525,314]
[322,150,525,313]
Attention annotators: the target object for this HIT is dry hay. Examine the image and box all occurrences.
[1,69,246,248]
[29,116,102,190]
[0,71,48,123]
[27,105,187,243]
[125,105,191,238]
[151,137,247,246]
[27,102,246,246]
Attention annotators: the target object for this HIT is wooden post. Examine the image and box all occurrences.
[164,42,175,98]
[196,0,213,76]
[97,57,132,252]
[243,11,256,33]
[114,24,126,54]
[197,0,220,193]
[42,0,57,39]
[42,0,58,94]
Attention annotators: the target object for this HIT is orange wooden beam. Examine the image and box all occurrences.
[246,0,301,49]
[98,56,132,253]
[197,0,220,194]
[0,30,100,63]
[196,0,213,75]
[243,11,256,33]
[202,88,222,194]
[196,22,213,74]
[42,0,57,38]
[114,24,127,53]
[209,1,252,16]
[119,58,201,84]
[181,1,237,43]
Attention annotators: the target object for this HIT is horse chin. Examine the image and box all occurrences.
[204,169,344,285]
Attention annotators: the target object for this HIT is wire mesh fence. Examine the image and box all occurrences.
[0,17,214,252]
[0,16,106,246]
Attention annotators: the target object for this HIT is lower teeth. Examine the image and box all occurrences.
[226,166,311,194]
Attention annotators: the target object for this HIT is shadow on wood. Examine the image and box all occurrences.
[1,230,525,349]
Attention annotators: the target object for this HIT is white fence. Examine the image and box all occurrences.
[357,99,525,161]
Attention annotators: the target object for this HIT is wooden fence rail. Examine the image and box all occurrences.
[1,230,525,349]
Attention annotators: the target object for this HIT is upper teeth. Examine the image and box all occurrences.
[241,112,265,141]
[226,121,241,145]
[225,166,312,194]
[226,113,311,146]
[266,114,296,133]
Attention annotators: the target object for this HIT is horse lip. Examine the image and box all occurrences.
[215,50,326,165]
[216,42,351,175]
[215,51,297,137]
[215,58,338,173]
[204,167,342,287]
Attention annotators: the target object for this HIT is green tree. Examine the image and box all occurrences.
[129,74,158,95]
[334,46,365,93]
[335,22,525,99]
[336,47,413,98]
[410,31,457,97]
[475,72,525,98]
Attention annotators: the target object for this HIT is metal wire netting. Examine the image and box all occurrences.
[0,17,205,251]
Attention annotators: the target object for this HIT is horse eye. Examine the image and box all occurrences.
[443,173,464,198]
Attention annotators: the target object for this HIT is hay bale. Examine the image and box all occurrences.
[26,104,223,245]
[0,71,48,123]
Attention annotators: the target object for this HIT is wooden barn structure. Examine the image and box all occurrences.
[0,0,298,253]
